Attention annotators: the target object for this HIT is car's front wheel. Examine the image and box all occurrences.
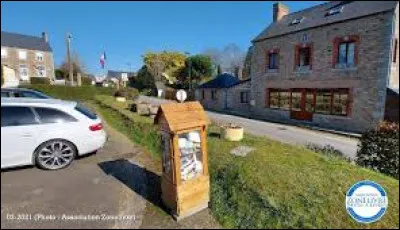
[35,140,76,170]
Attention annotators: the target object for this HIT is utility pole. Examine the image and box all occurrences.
[66,33,73,86]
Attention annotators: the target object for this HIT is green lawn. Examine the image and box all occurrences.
[30,87,399,229]
[91,95,399,229]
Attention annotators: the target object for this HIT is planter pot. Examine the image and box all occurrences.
[222,125,244,142]
[116,97,126,102]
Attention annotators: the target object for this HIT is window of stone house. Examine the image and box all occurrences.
[1,48,7,57]
[240,91,250,104]
[268,52,279,70]
[291,91,302,111]
[338,41,355,66]
[211,90,217,101]
[305,90,315,112]
[290,17,304,26]
[279,91,290,110]
[298,47,311,67]
[315,90,332,114]
[325,6,344,16]
[332,90,349,116]
[19,50,27,60]
[36,52,44,62]
[269,90,280,109]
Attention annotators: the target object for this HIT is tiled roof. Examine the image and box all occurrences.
[253,1,398,42]
[197,73,240,89]
[1,31,52,52]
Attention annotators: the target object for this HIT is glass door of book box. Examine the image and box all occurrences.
[178,130,203,182]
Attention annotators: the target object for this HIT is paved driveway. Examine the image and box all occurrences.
[1,123,147,229]
[138,96,359,159]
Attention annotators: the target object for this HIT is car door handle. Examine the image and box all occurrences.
[22,133,33,137]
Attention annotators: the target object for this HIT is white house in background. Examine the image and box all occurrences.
[1,31,55,82]
[1,65,19,88]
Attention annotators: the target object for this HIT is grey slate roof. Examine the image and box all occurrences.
[253,1,398,42]
[1,31,52,52]
[107,70,136,79]
[198,73,240,89]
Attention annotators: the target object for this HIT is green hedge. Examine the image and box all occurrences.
[25,85,115,101]
[357,122,399,179]
[30,77,51,85]
[94,95,161,159]
[113,88,139,100]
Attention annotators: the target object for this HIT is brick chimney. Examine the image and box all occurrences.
[273,2,289,22]
[42,32,48,43]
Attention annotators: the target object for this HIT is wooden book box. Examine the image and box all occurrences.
[154,102,210,221]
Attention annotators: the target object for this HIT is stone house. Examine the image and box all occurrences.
[196,73,251,113]
[249,1,399,133]
[1,31,55,82]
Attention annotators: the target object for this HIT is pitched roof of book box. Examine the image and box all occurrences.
[154,102,209,132]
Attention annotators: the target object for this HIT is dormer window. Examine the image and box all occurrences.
[290,17,304,26]
[326,6,344,16]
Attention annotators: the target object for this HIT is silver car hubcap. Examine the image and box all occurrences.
[38,141,74,169]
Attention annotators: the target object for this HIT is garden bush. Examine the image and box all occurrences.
[357,121,399,179]
[30,77,51,85]
[81,76,93,86]
[113,88,139,100]
[26,85,115,101]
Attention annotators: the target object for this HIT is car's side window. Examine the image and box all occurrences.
[1,106,38,127]
[20,91,49,99]
[34,108,78,124]
[1,92,10,97]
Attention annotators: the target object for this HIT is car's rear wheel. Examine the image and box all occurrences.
[35,140,76,170]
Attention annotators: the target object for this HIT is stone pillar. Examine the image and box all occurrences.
[77,73,82,86]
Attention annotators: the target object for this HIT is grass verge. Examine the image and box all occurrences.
[93,95,399,229]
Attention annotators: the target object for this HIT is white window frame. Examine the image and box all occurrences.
[35,52,44,62]
[36,65,46,77]
[19,50,27,60]
[1,48,7,57]
[19,64,29,80]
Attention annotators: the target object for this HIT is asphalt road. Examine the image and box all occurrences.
[139,96,359,159]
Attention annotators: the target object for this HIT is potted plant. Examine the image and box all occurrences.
[221,123,244,141]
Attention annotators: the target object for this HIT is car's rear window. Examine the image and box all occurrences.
[75,104,98,120]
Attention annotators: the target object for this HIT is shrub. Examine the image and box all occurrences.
[306,143,347,159]
[25,85,115,101]
[113,88,139,100]
[357,121,399,179]
[30,77,51,85]
[81,76,93,86]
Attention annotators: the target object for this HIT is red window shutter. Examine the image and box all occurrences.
[332,37,340,68]
[309,43,313,70]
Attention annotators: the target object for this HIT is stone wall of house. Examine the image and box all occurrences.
[389,4,399,90]
[250,12,395,133]
[196,88,226,111]
[1,46,55,81]
[226,81,252,114]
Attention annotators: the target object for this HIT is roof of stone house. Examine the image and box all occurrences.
[197,73,240,89]
[253,1,398,43]
[107,70,136,78]
[1,31,52,52]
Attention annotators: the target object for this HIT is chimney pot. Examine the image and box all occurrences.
[273,2,289,22]
[42,32,48,43]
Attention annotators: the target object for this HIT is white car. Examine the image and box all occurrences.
[1,98,107,170]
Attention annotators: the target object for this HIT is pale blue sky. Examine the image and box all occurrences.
[1,1,323,75]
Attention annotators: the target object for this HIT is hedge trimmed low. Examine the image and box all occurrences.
[357,122,399,179]
[30,77,51,85]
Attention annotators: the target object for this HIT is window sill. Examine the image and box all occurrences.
[332,64,357,72]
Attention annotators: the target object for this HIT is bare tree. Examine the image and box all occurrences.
[203,43,246,76]
[59,52,86,78]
